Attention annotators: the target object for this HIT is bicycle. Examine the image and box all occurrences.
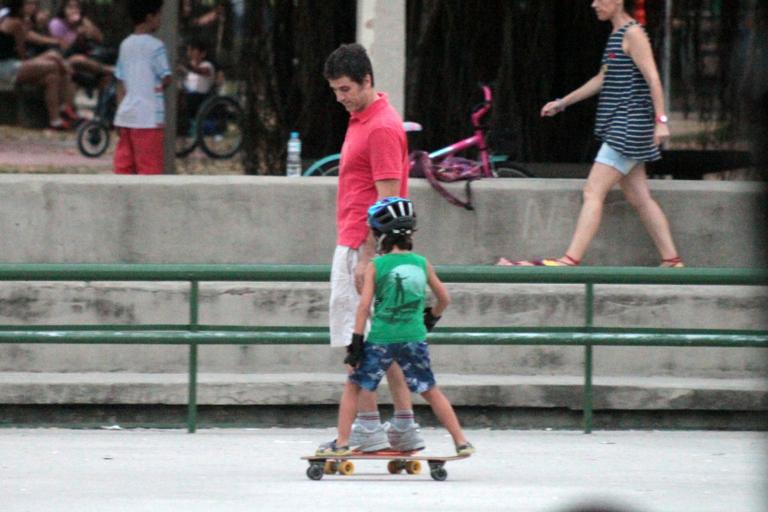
[77,78,244,160]
[175,83,245,159]
[303,84,532,179]
[76,75,117,158]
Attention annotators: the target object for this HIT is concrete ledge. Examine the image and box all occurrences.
[1,372,765,411]
[0,176,765,266]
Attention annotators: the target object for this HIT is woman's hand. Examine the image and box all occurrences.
[653,122,670,146]
[541,99,565,117]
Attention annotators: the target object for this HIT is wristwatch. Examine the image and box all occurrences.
[655,114,669,124]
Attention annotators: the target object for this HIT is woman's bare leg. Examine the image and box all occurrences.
[619,163,680,262]
[16,58,62,124]
[562,162,625,262]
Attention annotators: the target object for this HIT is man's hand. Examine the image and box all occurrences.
[423,307,441,332]
[344,333,365,367]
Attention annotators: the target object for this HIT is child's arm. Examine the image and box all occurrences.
[116,79,125,107]
[423,261,450,332]
[426,261,450,317]
[345,262,375,367]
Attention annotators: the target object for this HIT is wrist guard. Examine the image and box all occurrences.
[344,333,365,367]
[423,307,441,332]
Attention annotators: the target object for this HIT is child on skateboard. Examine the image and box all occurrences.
[317,197,475,457]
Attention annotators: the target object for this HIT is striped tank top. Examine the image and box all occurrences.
[594,21,660,162]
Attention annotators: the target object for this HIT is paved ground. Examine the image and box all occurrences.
[0,125,244,174]
[0,428,764,512]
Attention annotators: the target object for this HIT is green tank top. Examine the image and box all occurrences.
[367,252,429,344]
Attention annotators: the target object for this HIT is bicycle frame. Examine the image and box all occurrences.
[304,84,508,176]
[427,84,494,177]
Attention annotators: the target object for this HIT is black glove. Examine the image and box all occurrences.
[344,333,365,367]
[423,307,441,332]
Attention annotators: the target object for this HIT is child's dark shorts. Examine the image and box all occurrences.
[349,341,436,393]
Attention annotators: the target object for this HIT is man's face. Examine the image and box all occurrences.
[327,75,372,113]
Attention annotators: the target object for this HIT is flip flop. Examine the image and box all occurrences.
[496,255,580,267]
[660,256,685,268]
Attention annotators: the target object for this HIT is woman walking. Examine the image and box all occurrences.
[499,0,683,268]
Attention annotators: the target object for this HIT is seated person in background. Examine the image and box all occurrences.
[22,0,60,57]
[178,38,215,118]
[0,0,78,129]
[49,0,113,78]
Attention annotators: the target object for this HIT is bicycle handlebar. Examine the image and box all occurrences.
[471,84,493,128]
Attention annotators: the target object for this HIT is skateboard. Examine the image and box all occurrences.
[301,450,470,481]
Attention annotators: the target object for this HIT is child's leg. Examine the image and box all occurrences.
[134,128,164,175]
[336,380,360,447]
[421,386,467,447]
[113,128,136,174]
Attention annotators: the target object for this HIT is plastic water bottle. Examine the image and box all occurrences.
[286,131,302,177]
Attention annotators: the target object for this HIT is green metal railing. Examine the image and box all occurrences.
[1,264,767,433]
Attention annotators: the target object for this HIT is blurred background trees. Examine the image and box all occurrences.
[50,0,763,174]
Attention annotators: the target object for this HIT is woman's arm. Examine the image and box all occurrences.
[624,24,670,145]
[25,29,60,48]
[80,17,103,43]
[9,18,27,59]
[541,70,605,117]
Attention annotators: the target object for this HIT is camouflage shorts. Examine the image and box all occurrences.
[349,341,436,394]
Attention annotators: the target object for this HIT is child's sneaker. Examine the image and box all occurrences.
[455,442,475,456]
[315,440,351,456]
[385,422,426,452]
[349,423,390,452]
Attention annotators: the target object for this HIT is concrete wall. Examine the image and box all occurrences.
[0,175,765,267]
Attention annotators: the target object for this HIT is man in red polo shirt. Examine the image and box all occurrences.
[317,44,424,454]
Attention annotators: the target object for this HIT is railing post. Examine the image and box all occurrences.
[583,282,594,434]
[187,281,199,433]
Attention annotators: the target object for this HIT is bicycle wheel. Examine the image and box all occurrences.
[197,96,244,159]
[316,161,340,176]
[493,161,533,178]
[304,155,341,176]
[77,120,110,158]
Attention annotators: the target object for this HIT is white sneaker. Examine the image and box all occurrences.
[349,422,390,452]
[385,422,426,452]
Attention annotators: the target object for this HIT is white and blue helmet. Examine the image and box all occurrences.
[367,197,416,235]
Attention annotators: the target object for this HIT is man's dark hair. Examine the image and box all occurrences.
[127,0,163,26]
[323,43,374,86]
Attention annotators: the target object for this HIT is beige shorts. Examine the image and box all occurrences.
[329,245,369,347]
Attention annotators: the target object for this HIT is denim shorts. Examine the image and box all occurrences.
[595,143,639,175]
[0,59,21,87]
[349,341,436,393]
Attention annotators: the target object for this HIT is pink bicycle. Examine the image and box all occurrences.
[304,84,532,180]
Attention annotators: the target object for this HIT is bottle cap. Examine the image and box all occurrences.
[290,131,299,138]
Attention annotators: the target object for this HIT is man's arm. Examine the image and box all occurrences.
[353,178,400,292]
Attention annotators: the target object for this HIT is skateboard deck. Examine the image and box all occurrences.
[302,450,470,481]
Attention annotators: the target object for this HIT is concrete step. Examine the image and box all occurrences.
[0,372,765,411]
[1,282,766,378]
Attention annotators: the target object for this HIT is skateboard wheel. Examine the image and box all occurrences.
[387,460,404,474]
[324,461,338,474]
[338,460,355,476]
[405,460,422,475]
[430,467,448,481]
[306,464,324,480]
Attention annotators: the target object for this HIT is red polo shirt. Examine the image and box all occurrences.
[336,93,409,248]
